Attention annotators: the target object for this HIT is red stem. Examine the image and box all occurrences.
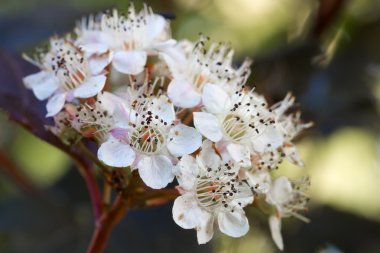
[86,194,130,253]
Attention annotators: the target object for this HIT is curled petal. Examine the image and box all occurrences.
[172,194,203,229]
[137,155,174,189]
[193,112,223,142]
[218,210,249,238]
[168,124,202,157]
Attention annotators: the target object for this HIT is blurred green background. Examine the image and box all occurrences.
[1,0,380,252]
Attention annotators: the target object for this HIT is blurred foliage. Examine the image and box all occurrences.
[1,0,380,252]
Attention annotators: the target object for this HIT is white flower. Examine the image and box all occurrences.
[23,38,107,117]
[193,84,283,167]
[97,79,202,189]
[172,141,254,244]
[266,176,310,250]
[162,37,252,108]
[76,4,175,75]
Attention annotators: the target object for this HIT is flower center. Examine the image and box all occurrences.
[196,178,224,212]
[129,126,165,154]
[222,113,249,142]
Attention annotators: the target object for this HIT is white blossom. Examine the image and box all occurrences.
[172,141,254,244]
[76,4,175,75]
[162,37,252,108]
[23,38,107,117]
[97,78,202,189]
[194,84,284,167]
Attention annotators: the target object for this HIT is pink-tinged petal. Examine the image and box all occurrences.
[168,124,202,157]
[151,96,175,123]
[172,194,203,229]
[174,155,198,190]
[97,139,135,167]
[267,176,293,206]
[110,128,129,141]
[137,155,174,189]
[218,209,249,238]
[269,215,284,251]
[193,112,223,142]
[73,75,106,98]
[202,83,231,114]
[112,50,147,75]
[23,71,59,100]
[46,92,67,117]
[226,143,251,167]
[167,79,201,108]
[253,126,284,153]
[196,212,214,244]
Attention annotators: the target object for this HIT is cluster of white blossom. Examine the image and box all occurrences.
[22,3,311,250]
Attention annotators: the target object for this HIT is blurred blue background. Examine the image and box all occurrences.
[1,0,380,252]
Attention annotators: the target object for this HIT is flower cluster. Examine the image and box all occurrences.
[22,3,311,250]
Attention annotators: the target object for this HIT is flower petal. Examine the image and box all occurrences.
[23,71,59,100]
[168,124,202,157]
[226,143,251,167]
[202,83,231,114]
[199,140,221,169]
[137,155,174,189]
[88,53,112,75]
[112,50,147,75]
[267,176,293,206]
[193,112,223,142]
[218,209,249,238]
[73,75,106,98]
[269,215,284,250]
[46,92,67,117]
[172,194,203,229]
[197,212,214,244]
[145,14,167,43]
[97,139,136,167]
[167,79,201,108]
